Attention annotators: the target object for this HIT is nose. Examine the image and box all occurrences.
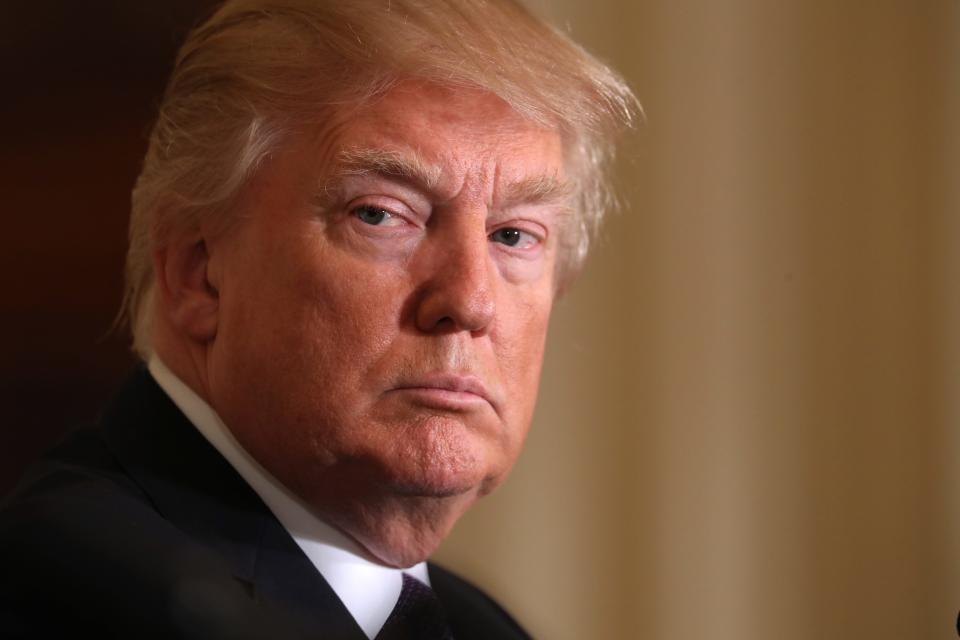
[414,226,496,334]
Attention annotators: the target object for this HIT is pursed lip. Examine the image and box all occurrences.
[390,373,497,413]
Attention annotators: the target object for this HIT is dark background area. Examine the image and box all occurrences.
[1,1,221,494]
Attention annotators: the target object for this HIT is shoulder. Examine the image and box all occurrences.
[1,428,150,633]
[0,425,153,551]
[0,375,301,639]
[0,428,208,635]
[428,562,532,640]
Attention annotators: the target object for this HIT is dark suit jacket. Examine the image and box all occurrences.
[0,368,530,639]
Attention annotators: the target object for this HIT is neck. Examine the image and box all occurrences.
[150,320,213,405]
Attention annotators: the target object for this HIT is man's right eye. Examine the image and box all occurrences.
[353,205,393,226]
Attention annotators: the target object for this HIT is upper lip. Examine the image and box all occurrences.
[394,373,496,408]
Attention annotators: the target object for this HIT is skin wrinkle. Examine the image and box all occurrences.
[127,2,638,359]
[155,81,562,567]
[338,146,445,191]
[333,146,574,233]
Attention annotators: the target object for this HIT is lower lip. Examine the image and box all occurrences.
[391,387,489,411]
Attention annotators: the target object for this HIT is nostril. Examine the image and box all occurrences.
[434,316,456,331]
[412,240,497,333]
[414,283,495,334]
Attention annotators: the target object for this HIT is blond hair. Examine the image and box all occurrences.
[124,0,638,357]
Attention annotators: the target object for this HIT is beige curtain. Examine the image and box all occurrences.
[435,1,960,638]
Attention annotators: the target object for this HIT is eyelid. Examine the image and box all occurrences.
[339,174,431,218]
[347,195,422,227]
[493,228,539,249]
[354,205,405,227]
[488,221,548,255]
[489,219,547,242]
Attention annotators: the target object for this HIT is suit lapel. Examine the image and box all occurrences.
[101,368,366,639]
[253,515,369,638]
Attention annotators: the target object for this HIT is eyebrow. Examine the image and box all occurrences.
[498,173,573,208]
[330,146,573,210]
[335,146,443,191]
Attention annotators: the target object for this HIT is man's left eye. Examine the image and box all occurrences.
[353,205,403,226]
[490,227,538,249]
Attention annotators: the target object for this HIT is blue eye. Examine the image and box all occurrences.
[490,227,537,249]
[354,205,392,225]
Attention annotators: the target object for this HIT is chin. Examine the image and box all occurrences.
[388,472,483,499]
[361,490,481,568]
[364,528,450,568]
[380,414,505,498]
[320,474,481,568]
[382,447,494,499]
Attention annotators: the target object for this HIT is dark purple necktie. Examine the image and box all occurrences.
[375,573,455,640]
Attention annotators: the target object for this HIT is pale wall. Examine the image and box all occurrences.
[435,2,960,638]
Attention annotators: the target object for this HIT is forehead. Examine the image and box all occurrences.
[322,82,567,196]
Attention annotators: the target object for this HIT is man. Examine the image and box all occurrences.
[0,0,635,637]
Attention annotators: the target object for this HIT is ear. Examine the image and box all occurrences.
[153,234,219,343]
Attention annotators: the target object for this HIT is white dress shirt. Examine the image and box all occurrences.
[148,356,429,640]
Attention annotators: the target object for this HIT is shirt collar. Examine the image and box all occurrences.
[147,356,429,640]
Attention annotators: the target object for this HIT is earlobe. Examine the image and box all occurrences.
[153,236,219,343]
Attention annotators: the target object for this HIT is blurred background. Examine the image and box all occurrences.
[2,1,958,638]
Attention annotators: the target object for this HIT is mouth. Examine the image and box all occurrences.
[390,373,496,413]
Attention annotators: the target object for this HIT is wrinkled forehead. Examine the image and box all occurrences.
[313,81,572,207]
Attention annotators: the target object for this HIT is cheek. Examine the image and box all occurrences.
[495,291,553,426]
[275,244,409,393]
[213,243,419,485]
[217,236,408,417]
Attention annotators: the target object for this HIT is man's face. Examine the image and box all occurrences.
[204,82,568,557]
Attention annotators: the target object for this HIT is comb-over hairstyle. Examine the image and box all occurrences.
[124,0,638,357]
